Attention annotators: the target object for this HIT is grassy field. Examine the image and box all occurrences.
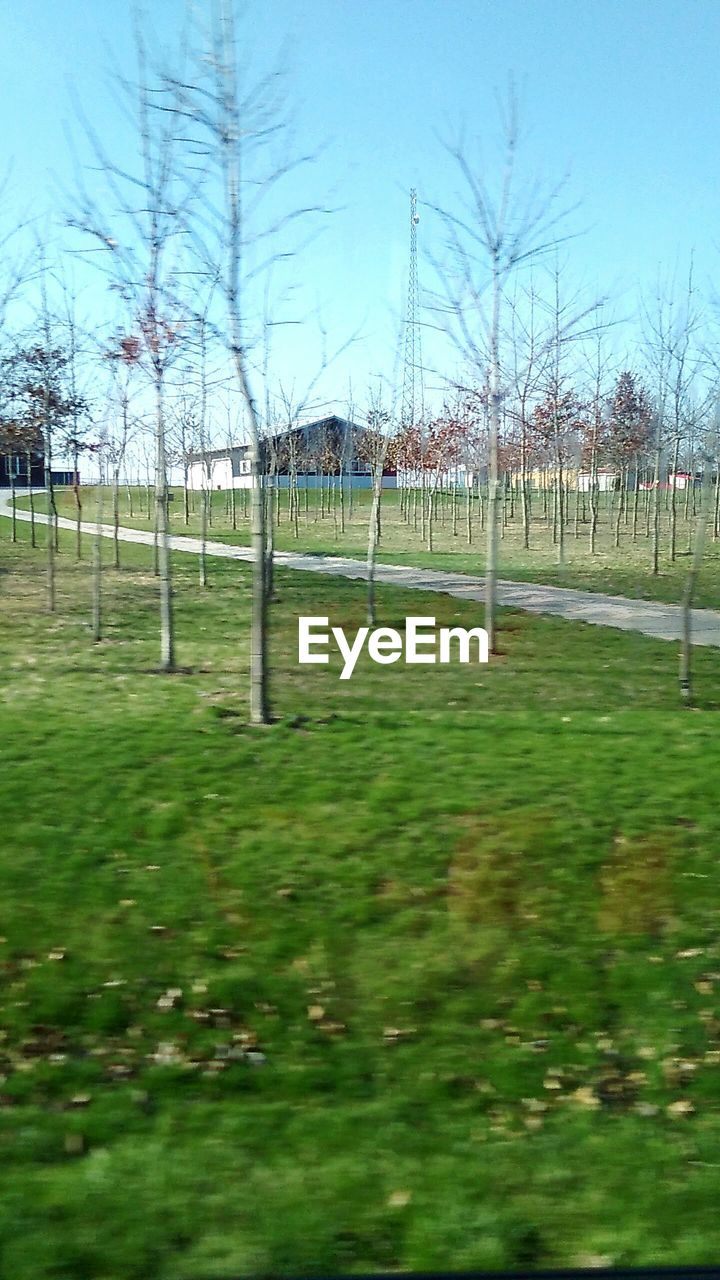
[21,481,720,609]
[2,514,720,1277]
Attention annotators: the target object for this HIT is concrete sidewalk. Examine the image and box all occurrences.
[3,492,720,648]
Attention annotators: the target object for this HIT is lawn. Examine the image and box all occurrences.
[19,481,720,610]
[2,514,720,1278]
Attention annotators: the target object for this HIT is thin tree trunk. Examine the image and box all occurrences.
[486,269,501,652]
[200,475,209,588]
[367,465,384,626]
[10,463,16,543]
[521,440,530,550]
[45,455,56,612]
[589,440,599,555]
[92,473,104,642]
[265,472,274,601]
[680,458,712,705]
[113,468,120,568]
[652,440,662,575]
[670,437,680,562]
[154,371,174,671]
[27,453,36,547]
[614,466,626,548]
[556,458,565,566]
[74,446,82,560]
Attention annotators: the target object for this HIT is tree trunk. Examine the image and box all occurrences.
[265,472,275,601]
[589,440,599,555]
[651,441,661,575]
[679,459,712,705]
[485,269,501,652]
[154,370,175,671]
[670,437,680,562]
[521,440,530,550]
[92,476,103,642]
[45,455,56,612]
[614,466,626,548]
[367,465,384,626]
[113,468,121,568]
[27,454,36,548]
[74,446,82,560]
[200,474,209,588]
[555,458,565,566]
[10,463,16,543]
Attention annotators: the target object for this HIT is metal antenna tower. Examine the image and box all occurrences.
[400,188,424,431]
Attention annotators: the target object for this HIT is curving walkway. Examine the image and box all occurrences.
[3,490,720,648]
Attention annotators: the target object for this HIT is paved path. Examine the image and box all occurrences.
[3,491,720,648]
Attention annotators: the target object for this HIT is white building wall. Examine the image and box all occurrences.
[188,457,235,490]
[577,471,619,493]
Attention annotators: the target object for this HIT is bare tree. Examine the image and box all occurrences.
[169,4,327,719]
[172,9,291,718]
[432,90,573,650]
[69,26,195,670]
[91,429,108,642]
[361,393,395,627]
[679,424,716,705]
[643,266,701,575]
[0,193,31,538]
[103,357,137,571]
[507,282,547,549]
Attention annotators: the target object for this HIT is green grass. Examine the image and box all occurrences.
[23,482,720,609]
[2,514,720,1277]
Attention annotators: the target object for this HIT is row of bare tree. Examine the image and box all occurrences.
[1,11,718,713]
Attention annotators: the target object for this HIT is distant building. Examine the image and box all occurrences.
[0,450,45,488]
[186,416,397,491]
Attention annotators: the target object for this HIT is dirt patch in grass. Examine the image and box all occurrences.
[446,809,562,929]
[597,830,680,937]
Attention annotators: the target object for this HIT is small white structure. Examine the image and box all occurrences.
[577,468,619,493]
[187,448,251,491]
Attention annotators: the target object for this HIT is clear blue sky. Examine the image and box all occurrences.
[3,0,720,418]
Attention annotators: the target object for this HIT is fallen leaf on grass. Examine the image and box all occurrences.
[156,988,183,1011]
[572,1086,600,1108]
[387,1190,412,1208]
[667,1099,695,1118]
